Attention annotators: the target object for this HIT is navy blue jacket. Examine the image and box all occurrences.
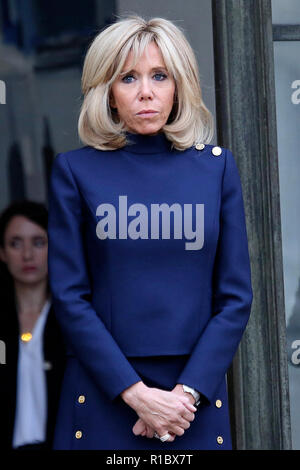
[47,132,253,406]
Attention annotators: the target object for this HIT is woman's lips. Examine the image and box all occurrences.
[136,110,158,117]
[22,266,37,272]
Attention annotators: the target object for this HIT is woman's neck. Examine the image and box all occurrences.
[14,280,49,334]
[14,279,49,316]
[123,131,172,154]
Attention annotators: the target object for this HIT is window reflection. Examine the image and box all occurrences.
[273,38,300,450]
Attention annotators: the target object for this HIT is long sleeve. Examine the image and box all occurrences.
[47,153,141,402]
[177,148,253,403]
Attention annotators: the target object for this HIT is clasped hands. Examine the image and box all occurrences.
[120,382,197,443]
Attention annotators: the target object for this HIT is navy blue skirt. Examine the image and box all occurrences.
[53,355,232,450]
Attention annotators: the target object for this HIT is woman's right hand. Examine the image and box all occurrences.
[121,381,196,440]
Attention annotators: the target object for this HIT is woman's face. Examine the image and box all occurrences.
[110,41,176,135]
[0,215,48,286]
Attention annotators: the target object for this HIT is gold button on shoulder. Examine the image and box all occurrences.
[215,399,222,408]
[217,436,223,445]
[75,430,82,439]
[195,143,205,150]
[212,146,222,156]
[78,395,85,404]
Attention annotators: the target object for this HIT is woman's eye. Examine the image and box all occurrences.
[10,240,21,248]
[34,239,47,247]
[122,75,135,83]
[153,73,167,81]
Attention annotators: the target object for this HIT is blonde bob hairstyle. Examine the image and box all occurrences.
[78,15,214,151]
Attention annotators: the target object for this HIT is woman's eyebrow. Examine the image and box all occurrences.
[151,66,168,72]
[9,235,46,241]
[120,66,168,75]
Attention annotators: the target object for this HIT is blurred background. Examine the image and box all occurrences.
[0,0,216,206]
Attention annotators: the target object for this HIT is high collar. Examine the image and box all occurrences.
[123,131,172,154]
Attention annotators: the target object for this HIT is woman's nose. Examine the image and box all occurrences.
[22,242,34,259]
[138,78,153,100]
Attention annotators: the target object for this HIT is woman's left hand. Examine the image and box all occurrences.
[132,384,196,439]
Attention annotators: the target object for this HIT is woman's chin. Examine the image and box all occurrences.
[128,125,164,136]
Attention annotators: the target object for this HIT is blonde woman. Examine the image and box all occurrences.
[48,15,252,450]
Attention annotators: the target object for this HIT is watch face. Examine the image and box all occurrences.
[183,385,195,397]
[183,385,195,393]
[183,385,200,405]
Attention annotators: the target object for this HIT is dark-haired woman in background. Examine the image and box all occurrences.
[0,200,66,450]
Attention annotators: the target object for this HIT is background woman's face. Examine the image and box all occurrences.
[110,41,176,135]
[0,215,48,286]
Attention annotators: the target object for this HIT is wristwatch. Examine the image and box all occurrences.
[182,384,201,406]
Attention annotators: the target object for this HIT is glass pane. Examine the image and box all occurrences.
[273,41,300,450]
[272,0,300,24]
